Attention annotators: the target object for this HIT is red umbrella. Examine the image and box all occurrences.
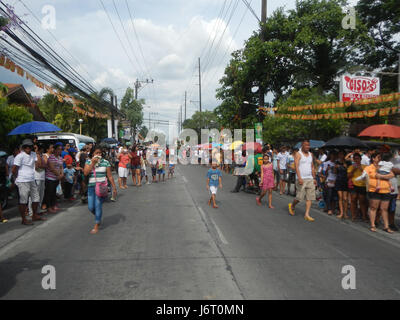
[358,124,400,139]
[242,142,263,153]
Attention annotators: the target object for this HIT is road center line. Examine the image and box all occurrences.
[198,206,229,245]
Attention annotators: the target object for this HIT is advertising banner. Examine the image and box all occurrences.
[340,75,380,102]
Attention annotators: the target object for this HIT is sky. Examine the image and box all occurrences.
[0,0,358,139]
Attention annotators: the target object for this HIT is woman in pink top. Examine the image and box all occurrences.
[256,154,275,209]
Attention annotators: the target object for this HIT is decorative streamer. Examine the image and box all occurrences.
[0,55,109,119]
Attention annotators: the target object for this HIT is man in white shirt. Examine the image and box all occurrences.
[12,139,46,225]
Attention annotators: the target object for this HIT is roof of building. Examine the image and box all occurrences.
[3,83,46,121]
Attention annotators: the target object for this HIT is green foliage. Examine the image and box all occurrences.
[139,126,149,140]
[120,87,144,137]
[356,0,400,92]
[263,88,345,146]
[38,94,79,133]
[0,99,33,150]
[37,93,108,140]
[183,111,220,136]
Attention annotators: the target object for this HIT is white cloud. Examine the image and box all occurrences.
[4,0,266,132]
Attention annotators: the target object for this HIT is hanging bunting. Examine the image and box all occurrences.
[0,54,111,119]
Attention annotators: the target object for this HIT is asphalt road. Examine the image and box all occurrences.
[1,164,400,300]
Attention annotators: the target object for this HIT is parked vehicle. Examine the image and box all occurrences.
[36,132,95,149]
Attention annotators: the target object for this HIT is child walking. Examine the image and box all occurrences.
[207,162,222,209]
[256,154,275,209]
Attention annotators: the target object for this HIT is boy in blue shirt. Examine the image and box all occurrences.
[64,160,76,201]
[207,162,222,208]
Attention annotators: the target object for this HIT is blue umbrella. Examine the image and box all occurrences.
[294,140,325,149]
[102,137,118,144]
[8,121,61,136]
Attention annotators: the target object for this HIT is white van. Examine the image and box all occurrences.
[37,132,95,149]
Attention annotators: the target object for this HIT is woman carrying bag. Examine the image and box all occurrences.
[84,146,117,234]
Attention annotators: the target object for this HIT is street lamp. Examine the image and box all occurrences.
[78,119,83,135]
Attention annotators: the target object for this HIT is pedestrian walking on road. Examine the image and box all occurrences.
[207,162,222,209]
[12,139,47,225]
[277,146,289,195]
[256,154,275,208]
[84,146,117,234]
[288,140,317,222]
[118,147,131,189]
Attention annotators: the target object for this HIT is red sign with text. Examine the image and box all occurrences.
[340,75,380,102]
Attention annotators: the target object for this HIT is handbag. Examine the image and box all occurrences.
[93,166,108,198]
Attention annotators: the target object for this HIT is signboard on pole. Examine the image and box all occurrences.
[255,122,263,145]
[340,75,380,102]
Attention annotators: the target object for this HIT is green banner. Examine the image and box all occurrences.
[255,122,262,143]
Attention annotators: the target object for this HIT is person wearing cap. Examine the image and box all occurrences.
[12,139,46,225]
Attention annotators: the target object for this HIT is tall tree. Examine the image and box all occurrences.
[120,87,144,138]
[183,111,220,136]
[356,0,400,92]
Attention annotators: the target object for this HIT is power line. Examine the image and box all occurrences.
[99,0,140,78]
[5,1,98,94]
[18,0,98,89]
[202,0,251,95]
[202,0,240,77]
[241,0,260,23]
[112,0,146,79]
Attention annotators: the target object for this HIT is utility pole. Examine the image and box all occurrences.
[198,58,202,114]
[398,53,400,108]
[180,105,183,132]
[184,91,187,121]
[134,78,154,100]
[259,0,267,112]
[111,95,115,138]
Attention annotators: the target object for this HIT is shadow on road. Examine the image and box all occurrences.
[101,213,126,230]
[0,251,50,298]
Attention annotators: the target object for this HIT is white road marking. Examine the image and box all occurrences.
[198,206,229,245]
[211,217,229,245]
[393,288,400,296]
[182,175,188,184]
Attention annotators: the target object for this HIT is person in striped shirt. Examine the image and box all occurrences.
[84,146,117,234]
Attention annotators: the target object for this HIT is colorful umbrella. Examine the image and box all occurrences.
[358,124,400,139]
[230,140,244,150]
[242,142,263,153]
[8,121,61,136]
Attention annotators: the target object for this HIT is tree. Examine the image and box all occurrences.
[263,88,346,146]
[120,87,144,138]
[0,98,33,150]
[215,0,372,131]
[139,126,149,140]
[183,111,220,136]
[356,0,400,92]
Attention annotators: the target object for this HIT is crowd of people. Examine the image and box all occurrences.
[200,140,400,233]
[2,136,400,235]
[0,138,176,234]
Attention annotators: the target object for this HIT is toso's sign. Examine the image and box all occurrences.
[340,75,380,102]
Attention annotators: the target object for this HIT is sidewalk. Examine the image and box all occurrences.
[0,192,86,250]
